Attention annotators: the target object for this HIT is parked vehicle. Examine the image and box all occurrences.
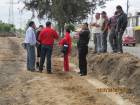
[123,35,136,46]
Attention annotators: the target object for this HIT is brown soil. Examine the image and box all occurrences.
[53,43,140,104]
[87,53,140,104]
[0,37,115,105]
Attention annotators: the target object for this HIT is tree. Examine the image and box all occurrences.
[23,0,111,35]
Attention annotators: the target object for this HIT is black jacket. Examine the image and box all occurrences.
[116,12,128,32]
[77,29,90,47]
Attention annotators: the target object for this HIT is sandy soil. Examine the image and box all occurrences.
[0,37,115,105]
[87,52,140,104]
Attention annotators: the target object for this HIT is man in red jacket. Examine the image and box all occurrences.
[38,21,59,73]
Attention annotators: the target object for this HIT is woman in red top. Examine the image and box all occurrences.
[59,28,72,72]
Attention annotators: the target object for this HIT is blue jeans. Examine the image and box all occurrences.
[39,45,52,72]
[26,44,36,71]
[94,33,103,53]
[116,31,124,53]
[109,28,117,52]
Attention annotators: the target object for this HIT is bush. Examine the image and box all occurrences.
[0,22,15,32]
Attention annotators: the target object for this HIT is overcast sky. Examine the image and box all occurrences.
[0,0,140,29]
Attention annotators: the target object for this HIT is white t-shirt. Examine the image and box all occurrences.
[92,18,104,34]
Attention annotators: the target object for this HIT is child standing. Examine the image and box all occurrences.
[59,28,72,72]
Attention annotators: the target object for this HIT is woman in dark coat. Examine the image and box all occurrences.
[77,23,90,76]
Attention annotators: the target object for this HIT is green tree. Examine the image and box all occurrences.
[23,0,110,35]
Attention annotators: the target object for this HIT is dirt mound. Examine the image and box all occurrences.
[88,53,140,99]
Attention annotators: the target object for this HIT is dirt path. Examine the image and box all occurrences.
[0,37,116,105]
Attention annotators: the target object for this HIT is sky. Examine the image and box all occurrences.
[0,0,140,29]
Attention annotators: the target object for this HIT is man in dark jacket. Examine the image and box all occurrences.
[36,25,44,68]
[116,5,128,53]
[101,11,109,53]
[77,23,90,76]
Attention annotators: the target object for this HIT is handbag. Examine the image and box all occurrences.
[61,44,69,55]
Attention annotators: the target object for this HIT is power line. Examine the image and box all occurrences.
[8,0,14,25]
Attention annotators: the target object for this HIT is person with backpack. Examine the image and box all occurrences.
[59,28,72,72]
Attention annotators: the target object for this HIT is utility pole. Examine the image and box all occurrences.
[8,0,14,25]
[127,0,129,15]
[18,8,23,35]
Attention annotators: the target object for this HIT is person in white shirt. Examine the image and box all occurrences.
[24,21,36,71]
[91,13,104,53]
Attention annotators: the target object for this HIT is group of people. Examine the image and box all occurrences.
[24,5,128,76]
[24,21,63,74]
[91,5,127,53]
[24,20,90,76]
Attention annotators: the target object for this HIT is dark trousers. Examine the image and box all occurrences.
[102,32,108,52]
[109,29,117,52]
[94,34,97,52]
[39,45,52,72]
[37,45,41,57]
[116,31,124,53]
[26,44,36,71]
[78,46,88,75]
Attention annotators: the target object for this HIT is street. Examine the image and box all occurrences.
[89,40,140,58]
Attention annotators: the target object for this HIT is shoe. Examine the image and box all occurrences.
[36,62,39,68]
[93,51,97,54]
[118,51,123,54]
[39,70,43,73]
[112,50,117,53]
[27,69,30,71]
[47,71,52,74]
[39,68,43,73]
[30,69,35,72]
[30,70,35,72]
[80,74,87,76]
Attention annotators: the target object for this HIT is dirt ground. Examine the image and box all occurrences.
[0,37,116,105]
[87,52,140,104]
[53,42,140,105]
